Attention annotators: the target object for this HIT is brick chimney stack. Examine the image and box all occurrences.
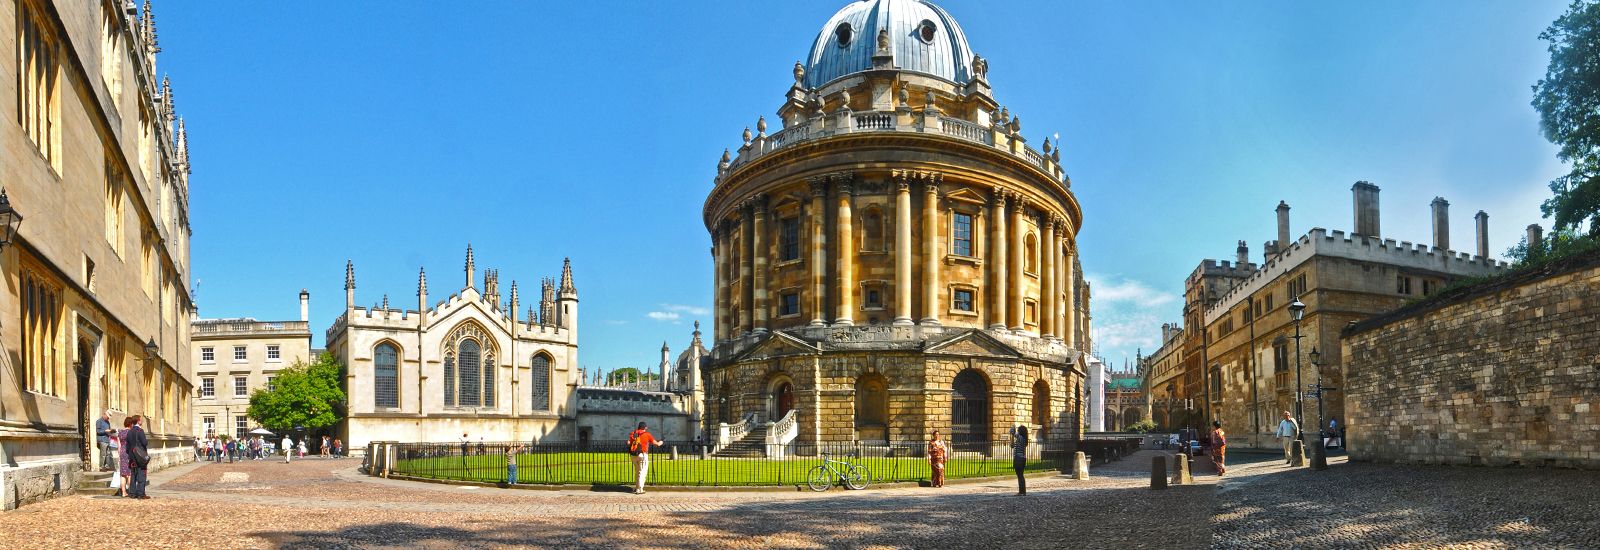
[1352,182,1381,238]
[1475,211,1490,258]
[1430,197,1450,250]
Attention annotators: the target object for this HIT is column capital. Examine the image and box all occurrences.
[892,170,911,191]
[990,188,1008,206]
[750,193,769,214]
[807,176,829,197]
[1013,194,1029,211]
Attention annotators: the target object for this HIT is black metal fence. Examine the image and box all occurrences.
[385,439,1079,487]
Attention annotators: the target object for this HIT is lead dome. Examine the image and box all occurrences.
[802,0,976,88]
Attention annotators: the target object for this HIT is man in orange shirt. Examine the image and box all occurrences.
[628,422,663,494]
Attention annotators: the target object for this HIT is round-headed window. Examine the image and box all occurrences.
[836,23,853,47]
[918,20,937,43]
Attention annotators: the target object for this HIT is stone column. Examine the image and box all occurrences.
[739,207,753,336]
[921,175,941,325]
[893,172,914,326]
[988,190,1008,330]
[808,177,829,327]
[1010,195,1027,332]
[751,194,769,334]
[1041,216,1056,340]
[835,174,855,326]
[1063,245,1077,347]
[1054,227,1068,340]
[713,225,727,341]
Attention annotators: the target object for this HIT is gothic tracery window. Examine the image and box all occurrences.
[374,343,399,408]
[530,353,551,412]
[442,323,498,408]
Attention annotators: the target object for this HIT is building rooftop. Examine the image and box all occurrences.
[802,0,975,88]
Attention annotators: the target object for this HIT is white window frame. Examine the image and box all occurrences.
[200,347,215,363]
[266,344,281,361]
[200,376,214,398]
[233,345,247,362]
[234,376,248,397]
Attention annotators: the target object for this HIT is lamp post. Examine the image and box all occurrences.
[0,189,24,251]
[1287,297,1307,459]
[1308,347,1327,470]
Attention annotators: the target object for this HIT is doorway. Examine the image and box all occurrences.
[76,339,94,470]
[773,382,795,421]
[951,369,990,450]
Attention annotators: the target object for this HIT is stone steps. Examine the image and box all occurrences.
[712,427,771,458]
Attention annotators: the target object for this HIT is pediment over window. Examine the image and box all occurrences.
[925,330,1019,358]
[733,332,821,362]
[944,187,988,206]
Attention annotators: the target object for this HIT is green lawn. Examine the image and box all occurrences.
[391,451,1061,486]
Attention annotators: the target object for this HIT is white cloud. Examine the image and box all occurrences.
[602,319,630,325]
[660,304,711,316]
[645,311,681,323]
[1086,274,1178,308]
[1092,313,1163,351]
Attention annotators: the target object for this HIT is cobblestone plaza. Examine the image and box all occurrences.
[6,453,1596,549]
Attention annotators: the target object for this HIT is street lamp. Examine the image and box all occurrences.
[144,337,159,359]
[1308,347,1326,470]
[0,189,23,251]
[1288,297,1307,462]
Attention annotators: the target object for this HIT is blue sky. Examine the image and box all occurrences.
[161,1,1568,371]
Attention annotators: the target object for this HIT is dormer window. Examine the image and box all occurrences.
[918,20,937,43]
[835,23,853,47]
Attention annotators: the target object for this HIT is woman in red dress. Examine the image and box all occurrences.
[927,430,949,488]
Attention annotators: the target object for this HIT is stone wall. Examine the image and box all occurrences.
[1341,251,1600,468]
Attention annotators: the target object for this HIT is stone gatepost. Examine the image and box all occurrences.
[1290,441,1307,468]
[1150,455,1168,489]
[1171,453,1193,485]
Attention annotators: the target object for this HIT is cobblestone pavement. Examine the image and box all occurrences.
[4,455,1210,549]
[6,451,1595,549]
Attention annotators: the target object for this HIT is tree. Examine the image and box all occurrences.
[1534,0,1600,237]
[248,352,347,431]
[605,367,657,385]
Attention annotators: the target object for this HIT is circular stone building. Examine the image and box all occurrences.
[702,0,1091,450]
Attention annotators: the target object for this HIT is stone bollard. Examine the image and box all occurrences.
[1291,441,1307,467]
[670,446,679,461]
[1171,453,1193,485]
[1073,451,1090,480]
[699,444,709,460]
[1310,443,1327,471]
[1151,455,1168,489]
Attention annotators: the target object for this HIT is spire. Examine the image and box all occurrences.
[558,257,576,296]
[141,0,159,55]
[417,267,427,296]
[176,117,189,167]
[662,340,670,352]
[345,260,355,290]
[161,76,174,122]
[464,243,475,289]
[381,294,389,311]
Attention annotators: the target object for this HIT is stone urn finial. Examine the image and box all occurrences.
[742,127,752,145]
[899,85,910,107]
[877,28,890,51]
[756,116,767,135]
[793,61,805,83]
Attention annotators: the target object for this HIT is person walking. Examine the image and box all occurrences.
[505,444,522,485]
[1210,420,1228,476]
[927,430,949,488]
[333,439,343,458]
[282,435,294,464]
[1011,425,1030,496]
[627,422,662,494]
[297,439,308,459]
[321,435,332,459]
[1327,417,1342,449]
[95,410,115,471]
[116,417,134,497]
[125,415,151,500]
[1277,411,1300,465]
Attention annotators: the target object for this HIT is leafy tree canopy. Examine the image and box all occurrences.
[248,352,347,431]
[1534,0,1600,236]
[604,367,657,384]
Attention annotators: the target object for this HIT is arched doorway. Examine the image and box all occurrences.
[717,379,732,424]
[773,381,795,421]
[1030,379,1050,442]
[1123,408,1142,429]
[951,369,990,449]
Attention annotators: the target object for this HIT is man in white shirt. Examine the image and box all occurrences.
[1276,411,1300,465]
[282,436,294,464]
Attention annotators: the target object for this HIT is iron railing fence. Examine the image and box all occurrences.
[385,439,1079,487]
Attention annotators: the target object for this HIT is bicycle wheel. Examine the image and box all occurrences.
[806,465,833,492]
[844,464,870,490]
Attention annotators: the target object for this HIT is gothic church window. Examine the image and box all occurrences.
[443,323,497,408]
[530,353,551,412]
[458,340,481,407]
[374,343,399,409]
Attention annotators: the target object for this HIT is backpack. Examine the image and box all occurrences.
[627,431,643,456]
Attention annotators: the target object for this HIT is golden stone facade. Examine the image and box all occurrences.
[701,0,1090,448]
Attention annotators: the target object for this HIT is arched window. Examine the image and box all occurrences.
[458,339,481,407]
[951,369,990,448]
[1025,233,1038,273]
[855,374,889,441]
[529,353,551,412]
[1031,379,1050,432]
[374,343,399,409]
[482,349,495,407]
[862,208,884,252]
